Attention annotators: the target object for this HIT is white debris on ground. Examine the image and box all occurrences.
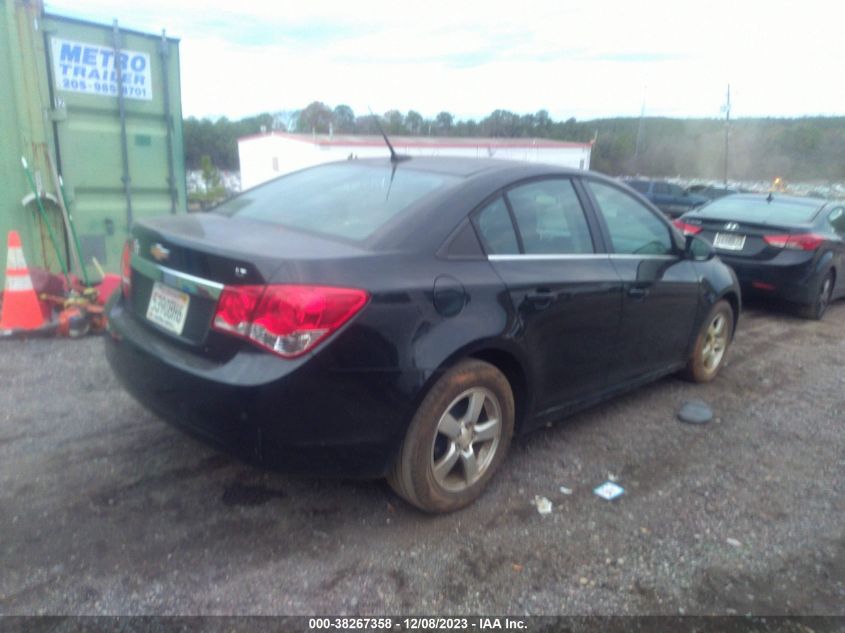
[532,496,553,515]
[624,175,845,200]
[593,481,625,501]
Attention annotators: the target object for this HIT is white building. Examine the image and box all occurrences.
[238,133,594,190]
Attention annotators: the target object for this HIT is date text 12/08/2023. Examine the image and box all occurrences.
[307,617,528,631]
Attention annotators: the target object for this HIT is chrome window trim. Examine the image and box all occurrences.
[131,256,224,299]
[609,254,677,260]
[488,253,677,262]
[489,254,607,261]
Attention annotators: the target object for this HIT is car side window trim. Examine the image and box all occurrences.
[571,177,610,253]
[488,253,676,262]
[471,175,605,258]
[500,193,526,254]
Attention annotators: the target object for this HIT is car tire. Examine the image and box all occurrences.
[797,270,834,321]
[388,359,515,513]
[683,299,734,383]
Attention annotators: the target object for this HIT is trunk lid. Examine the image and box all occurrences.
[127,213,368,349]
[683,215,814,260]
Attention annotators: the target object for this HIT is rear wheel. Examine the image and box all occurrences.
[798,270,834,320]
[683,300,734,383]
[388,359,514,513]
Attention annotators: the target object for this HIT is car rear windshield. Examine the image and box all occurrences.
[215,163,459,240]
[694,196,820,224]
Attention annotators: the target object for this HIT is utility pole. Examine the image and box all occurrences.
[633,86,646,174]
[724,84,731,188]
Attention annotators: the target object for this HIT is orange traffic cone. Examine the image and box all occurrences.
[0,231,46,331]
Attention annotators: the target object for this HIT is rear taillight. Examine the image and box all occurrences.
[121,240,133,299]
[763,233,825,251]
[672,219,702,236]
[752,281,776,291]
[212,284,369,358]
[213,285,263,337]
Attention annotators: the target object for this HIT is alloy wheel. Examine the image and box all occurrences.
[818,276,833,318]
[431,387,502,492]
[701,312,728,372]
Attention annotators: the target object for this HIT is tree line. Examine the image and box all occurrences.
[184,102,845,182]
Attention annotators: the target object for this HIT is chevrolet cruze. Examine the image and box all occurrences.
[105,157,740,512]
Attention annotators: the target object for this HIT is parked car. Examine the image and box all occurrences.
[105,158,740,513]
[626,179,709,217]
[684,184,742,200]
[675,193,845,319]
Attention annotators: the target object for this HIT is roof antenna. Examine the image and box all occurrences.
[766,192,774,203]
[368,107,409,163]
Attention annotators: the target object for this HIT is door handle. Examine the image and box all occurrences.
[627,285,650,299]
[524,290,555,310]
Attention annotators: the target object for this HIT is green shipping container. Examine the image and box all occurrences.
[0,0,186,286]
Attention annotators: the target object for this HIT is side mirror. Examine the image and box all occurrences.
[685,234,715,261]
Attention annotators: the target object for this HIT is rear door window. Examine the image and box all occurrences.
[476,197,519,255]
[587,180,673,255]
[504,179,595,254]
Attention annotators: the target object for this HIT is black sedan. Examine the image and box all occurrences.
[105,157,740,513]
[675,194,845,319]
[684,184,743,200]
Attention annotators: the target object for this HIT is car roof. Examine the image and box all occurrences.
[351,155,585,179]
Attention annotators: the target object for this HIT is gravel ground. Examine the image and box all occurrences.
[0,300,843,616]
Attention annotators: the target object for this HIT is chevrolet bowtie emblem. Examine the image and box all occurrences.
[150,243,170,261]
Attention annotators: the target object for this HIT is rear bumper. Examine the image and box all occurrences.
[104,294,421,478]
[718,254,819,304]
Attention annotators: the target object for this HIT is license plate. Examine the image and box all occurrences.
[714,232,746,251]
[146,282,190,335]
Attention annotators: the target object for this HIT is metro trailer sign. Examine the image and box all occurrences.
[50,37,152,101]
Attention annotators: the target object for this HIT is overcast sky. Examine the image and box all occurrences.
[46,0,845,122]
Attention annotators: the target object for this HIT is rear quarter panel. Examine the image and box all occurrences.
[281,249,517,416]
[691,257,741,345]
